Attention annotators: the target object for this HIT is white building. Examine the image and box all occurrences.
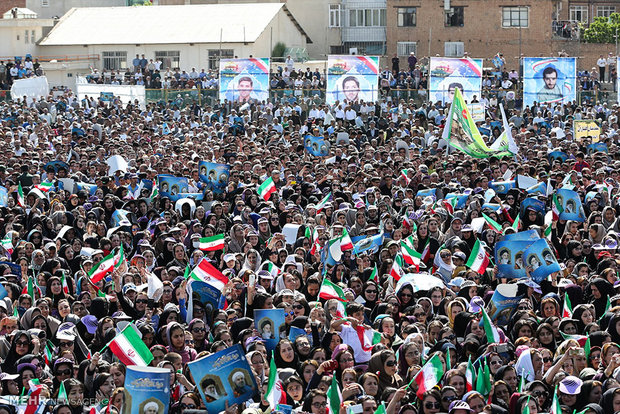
[0,8,55,58]
[38,3,311,86]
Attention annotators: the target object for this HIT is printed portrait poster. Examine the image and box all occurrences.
[574,120,601,143]
[556,188,586,222]
[219,58,270,103]
[189,344,258,413]
[523,238,561,283]
[486,284,522,326]
[304,135,330,157]
[523,57,576,107]
[587,142,608,154]
[123,366,171,414]
[198,161,230,194]
[186,279,225,326]
[254,309,286,351]
[490,180,515,195]
[326,55,379,105]
[157,175,189,202]
[495,239,534,279]
[520,197,546,218]
[429,57,483,103]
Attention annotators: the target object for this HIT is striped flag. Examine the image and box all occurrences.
[22,379,45,414]
[34,182,53,193]
[60,273,69,295]
[17,182,25,207]
[326,374,341,414]
[88,245,124,284]
[550,385,561,414]
[188,258,229,291]
[400,236,421,270]
[340,228,353,251]
[199,234,225,251]
[511,214,520,232]
[421,239,431,262]
[258,177,277,201]
[265,352,287,410]
[562,295,572,318]
[1,234,13,257]
[43,341,54,367]
[481,306,502,344]
[57,380,68,403]
[465,356,475,392]
[411,353,444,398]
[466,239,490,274]
[476,361,491,396]
[316,192,331,213]
[105,324,153,366]
[309,228,320,255]
[21,276,42,300]
[319,278,346,302]
[390,254,405,281]
[482,212,503,233]
[355,326,382,352]
[369,263,378,282]
[443,197,458,215]
[149,185,159,203]
[400,169,411,185]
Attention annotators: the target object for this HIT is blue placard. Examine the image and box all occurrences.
[548,151,568,162]
[123,366,170,414]
[587,142,608,154]
[445,193,469,208]
[523,57,576,107]
[189,344,258,413]
[198,161,230,195]
[495,239,536,279]
[254,309,286,351]
[557,188,586,222]
[0,261,21,277]
[520,197,546,217]
[157,175,189,202]
[304,135,330,157]
[489,181,515,195]
[416,188,436,199]
[487,288,523,326]
[75,182,98,196]
[0,187,7,207]
[187,280,225,326]
[523,238,561,283]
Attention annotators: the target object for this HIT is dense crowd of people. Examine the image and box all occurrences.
[0,62,620,414]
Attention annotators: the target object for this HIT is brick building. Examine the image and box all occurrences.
[386,0,555,70]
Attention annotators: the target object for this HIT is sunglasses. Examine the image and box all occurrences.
[135,299,148,304]
[181,404,196,410]
[15,340,29,347]
[56,369,71,376]
[292,304,304,310]
[192,327,206,333]
[543,357,552,363]
[385,360,396,367]
[425,402,441,409]
[414,313,425,318]
[286,311,295,317]
[366,290,377,294]
[443,396,456,402]
[59,342,73,348]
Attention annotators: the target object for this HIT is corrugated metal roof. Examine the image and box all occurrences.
[39,3,286,46]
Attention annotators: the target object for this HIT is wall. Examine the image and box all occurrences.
[25,0,126,19]
[0,19,54,57]
[386,0,554,68]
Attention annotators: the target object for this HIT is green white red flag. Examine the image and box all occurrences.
[319,278,346,302]
[390,254,406,281]
[562,295,572,318]
[258,177,277,201]
[482,212,503,233]
[400,236,421,270]
[552,193,563,221]
[17,182,25,208]
[188,258,229,291]
[199,234,225,251]
[466,239,489,274]
[412,353,444,398]
[265,352,287,410]
[105,324,153,366]
[316,192,331,213]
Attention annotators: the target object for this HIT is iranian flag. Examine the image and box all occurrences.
[57,380,68,403]
[562,295,573,318]
[199,234,225,251]
[400,169,411,185]
[482,212,503,234]
[258,177,277,201]
[481,306,502,344]
[265,261,281,278]
[355,326,383,352]
[22,276,42,299]
[60,273,69,295]
[34,182,53,193]
[340,228,353,251]
[421,239,431,262]
[401,236,421,270]
[326,373,341,414]
[552,193,563,221]
[188,258,229,291]
[150,185,159,203]
[412,353,444,398]
[22,379,45,414]
[390,254,405,281]
[319,278,346,302]
[88,245,124,284]
[443,197,458,215]
[1,234,13,256]
[465,356,475,392]
[369,264,378,282]
[106,324,153,366]
[17,182,25,207]
[550,385,561,414]
[309,228,320,255]
[316,192,331,213]
[466,239,489,274]
[265,352,287,410]
[511,214,520,232]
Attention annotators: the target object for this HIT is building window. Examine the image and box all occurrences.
[208,49,234,70]
[102,51,127,71]
[502,6,528,28]
[444,42,464,57]
[348,8,386,27]
[329,4,341,27]
[597,6,616,18]
[24,30,28,44]
[41,0,49,6]
[570,5,588,22]
[397,42,417,56]
[155,51,180,70]
[31,30,35,44]
[397,7,416,27]
[445,6,464,27]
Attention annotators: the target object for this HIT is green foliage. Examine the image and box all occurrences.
[582,13,620,43]
[272,42,286,58]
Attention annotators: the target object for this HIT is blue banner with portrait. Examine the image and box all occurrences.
[304,135,330,157]
[219,58,270,103]
[523,238,561,283]
[254,309,286,351]
[556,188,586,222]
[157,175,189,202]
[416,188,436,199]
[445,193,469,209]
[326,55,379,105]
[0,186,7,207]
[43,160,69,173]
[495,239,535,279]
[75,182,98,196]
[587,142,608,154]
[548,151,568,163]
[198,161,230,195]
[189,344,258,413]
[523,57,576,107]
[429,57,483,104]
[490,181,515,195]
[187,279,226,326]
[123,366,170,414]
[526,182,547,196]
[520,197,546,217]
[487,284,523,326]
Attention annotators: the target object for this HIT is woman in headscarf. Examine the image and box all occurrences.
[367,349,402,397]
[586,278,615,318]
[589,223,606,244]
[228,224,245,253]
[165,322,197,365]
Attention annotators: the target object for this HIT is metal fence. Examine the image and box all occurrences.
[142,87,619,108]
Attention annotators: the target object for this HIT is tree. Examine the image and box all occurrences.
[272,42,286,59]
[582,13,620,43]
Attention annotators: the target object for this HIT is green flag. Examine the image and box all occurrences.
[441,87,512,158]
